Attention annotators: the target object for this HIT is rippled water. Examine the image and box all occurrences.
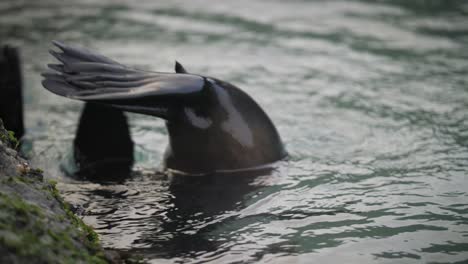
[2,0,468,263]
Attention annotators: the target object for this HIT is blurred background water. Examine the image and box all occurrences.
[1,0,468,263]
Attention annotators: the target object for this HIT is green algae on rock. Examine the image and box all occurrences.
[0,119,19,149]
[0,191,106,264]
[0,119,109,264]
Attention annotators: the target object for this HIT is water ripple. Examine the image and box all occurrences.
[2,0,468,263]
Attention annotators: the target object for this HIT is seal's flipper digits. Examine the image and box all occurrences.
[42,41,205,118]
[51,40,121,65]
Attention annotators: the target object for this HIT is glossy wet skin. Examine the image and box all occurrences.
[41,42,286,175]
[164,77,286,174]
[71,77,287,174]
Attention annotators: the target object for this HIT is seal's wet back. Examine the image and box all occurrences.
[42,41,286,175]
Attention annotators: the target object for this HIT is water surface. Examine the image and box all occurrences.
[1,0,468,263]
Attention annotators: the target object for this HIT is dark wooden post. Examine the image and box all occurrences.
[0,45,24,139]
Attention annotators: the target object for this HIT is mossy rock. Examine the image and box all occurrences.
[0,118,111,264]
[0,177,108,264]
[0,119,19,149]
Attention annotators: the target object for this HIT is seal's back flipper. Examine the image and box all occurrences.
[42,41,205,117]
[73,103,134,181]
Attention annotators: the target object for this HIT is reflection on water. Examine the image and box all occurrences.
[2,0,468,263]
[60,168,283,262]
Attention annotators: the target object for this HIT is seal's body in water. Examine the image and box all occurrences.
[42,41,286,175]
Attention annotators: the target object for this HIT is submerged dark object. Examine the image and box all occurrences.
[42,41,286,175]
[0,45,24,139]
[73,103,134,181]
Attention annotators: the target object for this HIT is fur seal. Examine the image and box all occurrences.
[42,41,286,175]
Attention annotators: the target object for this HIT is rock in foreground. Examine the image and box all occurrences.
[0,119,108,264]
